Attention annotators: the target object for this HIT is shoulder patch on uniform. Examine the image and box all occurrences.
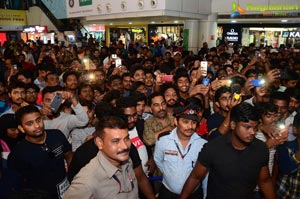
[157,131,171,140]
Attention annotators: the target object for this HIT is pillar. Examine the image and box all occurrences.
[198,13,217,50]
[184,19,199,54]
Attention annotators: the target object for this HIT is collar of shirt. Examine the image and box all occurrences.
[167,127,200,145]
[97,151,130,179]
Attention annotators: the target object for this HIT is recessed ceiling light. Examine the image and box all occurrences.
[129,22,132,24]
[151,21,155,24]
[231,20,237,23]
[174,20,179,23]
[110,23,113,25]
[281,19,288,22]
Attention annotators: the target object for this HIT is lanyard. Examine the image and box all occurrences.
[174,140,192,159]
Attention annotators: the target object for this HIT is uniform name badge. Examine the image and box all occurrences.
[57,177,70,199]
[164,150,178,156]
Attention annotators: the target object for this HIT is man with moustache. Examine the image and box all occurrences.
[64,116,139,199]
[154,103,207,199]
[144,92,175,148]
[117,96,155,175]
[7,105,73,199]
[162,83,182,116]
[1,81,27,116]
[180,103,276,199]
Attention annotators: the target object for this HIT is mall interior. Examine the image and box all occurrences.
[1,0,300,53]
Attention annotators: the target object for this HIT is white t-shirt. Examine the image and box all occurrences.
[129,127,149,174]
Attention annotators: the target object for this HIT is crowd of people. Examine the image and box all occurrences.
[0,38,300,199]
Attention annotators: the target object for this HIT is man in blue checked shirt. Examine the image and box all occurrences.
[154,103,207,199]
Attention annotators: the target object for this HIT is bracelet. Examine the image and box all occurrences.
[223,123,229,128]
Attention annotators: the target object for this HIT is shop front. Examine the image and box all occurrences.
[0,9,27,42]
[21,25,54,44]
[107,25,147,48]
[218,24,300,48]
[148,24,184,46]
[85,24,105,42]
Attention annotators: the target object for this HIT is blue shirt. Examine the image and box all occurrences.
[154,128,207,194]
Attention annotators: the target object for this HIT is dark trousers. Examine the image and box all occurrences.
[158,184,203,199]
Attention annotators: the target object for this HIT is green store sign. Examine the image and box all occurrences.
[79,0,92,6]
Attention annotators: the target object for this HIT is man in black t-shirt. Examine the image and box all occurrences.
[7,105,73,199]
[180,103,276,199]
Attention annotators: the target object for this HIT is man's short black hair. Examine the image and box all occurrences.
[95,116,128,138]
[173,68,189,83]
[62,71,79,83]
[230,102,259,123]
[130,91,147,103]
[270,91,290,104]
[25,83,40,93]
[78,83,93,95]
[147,92,164,106]
[117,96,137,109]
[254,102,278,118]
[42,86,63,98]
[215,86,231,102]
[285,87,300,100]
[130,65,144,78]
[8,81,26,93]
[15,105,40,125]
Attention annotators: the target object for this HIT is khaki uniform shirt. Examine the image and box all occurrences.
[63,151,138,199]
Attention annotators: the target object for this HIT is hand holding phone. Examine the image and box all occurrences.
[200,61,208,76]
[50,93,62,113]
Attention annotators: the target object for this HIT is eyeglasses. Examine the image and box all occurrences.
[26,91,38,96]
[41,143,55,158]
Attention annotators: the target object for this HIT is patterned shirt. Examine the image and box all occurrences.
[277,140,300,199]
[143,115,174,147]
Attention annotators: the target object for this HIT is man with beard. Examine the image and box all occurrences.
[64,116,139,199]
[144,92,175,148]
[78,83,94,103]
[62,71,79,98]
[154,103,207,199]
[117,96,155,176]
[7,105,72,199]
[207,86,241,141]
[1,81,27,116]
[161,83,182,116]
[180,103,276,199]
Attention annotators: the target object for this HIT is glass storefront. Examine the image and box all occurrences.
[108,26,147,47]
[21,25,54,44]
[218,25,300,48]
[148,24,184,46]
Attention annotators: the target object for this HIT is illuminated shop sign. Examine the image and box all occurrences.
[223,28,241,44]
[131,28,144,33]
[23,26,48,33]
[282,31,300,38]
[231,2,299,17]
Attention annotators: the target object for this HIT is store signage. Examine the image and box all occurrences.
[231,2,299,17]
[89,25,105,32]
[79,0,92,6]
[225,28,239,42]
[282,31,300,38]
[131,28,144,33]
[23,26,48,33]
[0,9,27,26]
